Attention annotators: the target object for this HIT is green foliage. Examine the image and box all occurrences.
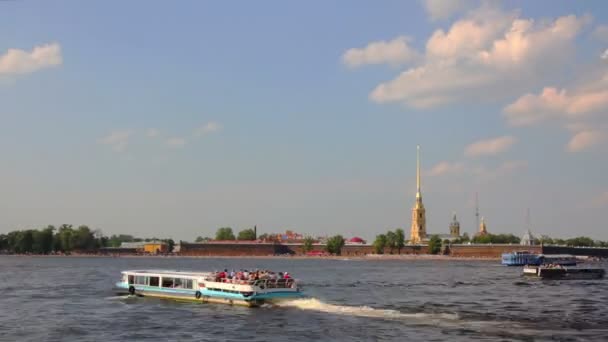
[386,231,397,254]
[108,234,136,247]
[215,227,235,240]
[428,235,442,254]
[394,229,405,254]
[565,236,594,247]
[373,234,387,254]
[471,233,520,244]
[237,229,257,241]
[325,235,345,255]
[195,236,210,242]
[374,229,405,254]
[303,236,315,253]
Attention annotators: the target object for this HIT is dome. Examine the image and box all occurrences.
[348,237,365,243]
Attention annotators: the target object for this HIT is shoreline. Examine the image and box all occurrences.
[0,254,500,261]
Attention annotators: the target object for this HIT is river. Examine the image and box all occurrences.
[0,256,606,341]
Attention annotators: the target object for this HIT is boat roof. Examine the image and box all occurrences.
[122,270,213,277]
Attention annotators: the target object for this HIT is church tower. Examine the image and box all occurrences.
[478,217,488,236]
[449,212,460,237]
[410,145,427,243]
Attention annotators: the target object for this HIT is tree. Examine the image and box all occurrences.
[195,236,210,242]
[0,234,7,252]
[373,234,387,254]
[72,225,96,251]
[566,236,595,247]
[162,239,175,252]
[108,234,136,247]
[215,227,235,240]
[237,229,256,241]
[394,229,405,254]
[32,226,54,254]
[325,235,345,255]
[303,236,315,253]
[428,235,442,255]
[386,231,397,254]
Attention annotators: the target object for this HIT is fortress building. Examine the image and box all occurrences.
[410,145,427,244]
[450,213,460,237]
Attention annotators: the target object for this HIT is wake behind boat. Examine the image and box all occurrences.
[114,269,303,307]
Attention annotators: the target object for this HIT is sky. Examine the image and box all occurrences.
[1,0,608,241]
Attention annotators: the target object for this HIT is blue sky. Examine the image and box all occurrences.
[1,0,608,241]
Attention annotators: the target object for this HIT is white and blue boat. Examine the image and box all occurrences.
[502,251,577,266]
[114,269,304,307]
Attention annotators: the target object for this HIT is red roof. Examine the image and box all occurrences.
[349,237,365,243]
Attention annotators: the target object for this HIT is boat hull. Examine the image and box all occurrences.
[522,267,605,280]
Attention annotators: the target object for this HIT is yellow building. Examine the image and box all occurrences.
[144,242,169,254]
[410,145,427,244]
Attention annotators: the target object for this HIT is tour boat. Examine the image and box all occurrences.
[522,265,605,280]
[502,251,576,266]
[114,270,303,307]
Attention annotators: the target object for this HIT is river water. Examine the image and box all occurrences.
[0,256,606,341]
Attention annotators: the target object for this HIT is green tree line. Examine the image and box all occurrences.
[0,225,175,254]
[373,229,405,254]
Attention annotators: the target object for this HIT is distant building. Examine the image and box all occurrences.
[449,213,460,237]
[120,242,146,249]
[346,237,366,244]
[520,229,536,246]
[410,145,427,244]
[144,241,169,254]
[478,217,488,236]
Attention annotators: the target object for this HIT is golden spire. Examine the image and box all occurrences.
[416,145,421,199]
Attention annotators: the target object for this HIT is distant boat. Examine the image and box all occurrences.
[523,265,605,280]
[502,251,576,266]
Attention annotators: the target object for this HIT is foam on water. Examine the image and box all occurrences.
[276,298,459,321]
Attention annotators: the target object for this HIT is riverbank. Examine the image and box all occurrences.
[0,253,500,261]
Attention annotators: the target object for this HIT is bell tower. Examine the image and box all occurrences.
[410,145,427,243]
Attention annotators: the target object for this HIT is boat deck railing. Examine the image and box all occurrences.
[205,277,296,289]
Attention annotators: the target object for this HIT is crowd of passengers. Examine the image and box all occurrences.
[210,269,292,283]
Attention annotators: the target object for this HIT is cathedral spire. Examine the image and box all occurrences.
[416,145,421,199]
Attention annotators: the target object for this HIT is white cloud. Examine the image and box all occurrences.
[146,128,160,138]
[422,0,472,21]
[429,161,465,176]
[602,49,608,60]
[504,86,608,126]
[342,36,420,68]
[98,131,131,152]
[566,130,605,152]
[464,136,517,157]
[359,7,591,109]
[166,137,187,148]
[195,121,222,136]
[0,43,62,75]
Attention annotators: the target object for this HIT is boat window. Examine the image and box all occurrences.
[174,278,183,288]
[161,277,174,288]
[135,276,148,285]
[184,279,193,289]
[128,275,134,284]
[149,276,160,287]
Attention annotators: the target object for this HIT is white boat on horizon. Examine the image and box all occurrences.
[114,269,304,307]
